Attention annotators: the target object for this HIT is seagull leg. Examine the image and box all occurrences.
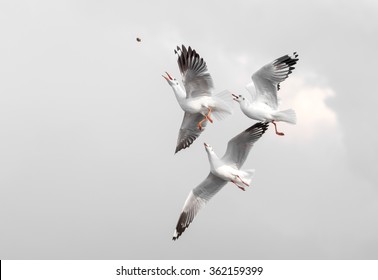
[236,175,249,187]
[272,121,285,136]
[237,186,245,191]
[197,108,214,130]
[197,118,207,130]
[205,108,213,123]
[231,180,245,191]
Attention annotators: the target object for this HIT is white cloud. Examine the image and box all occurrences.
[280,75,338,139]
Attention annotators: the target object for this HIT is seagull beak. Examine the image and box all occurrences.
[165,71,173,80]
[232,93,239,101]
[162,71,171,81]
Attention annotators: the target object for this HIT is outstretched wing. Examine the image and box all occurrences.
[251,52,298,109]
[175,45,214,98]
[175,112,207,153]
[173,173,227,240]
[221,122,269,169]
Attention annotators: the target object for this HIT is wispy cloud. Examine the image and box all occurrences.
[282,75,338,139]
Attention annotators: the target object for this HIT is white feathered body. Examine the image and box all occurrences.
[239,95,296,124]
[172,85,233,121]
[240,100,275,122]
[207,150,255,187]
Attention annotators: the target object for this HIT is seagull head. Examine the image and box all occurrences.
[204,142,215,154]
[162,72,179,87]
[232,93,246,103]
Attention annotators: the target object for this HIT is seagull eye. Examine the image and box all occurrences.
[239,95,242,97]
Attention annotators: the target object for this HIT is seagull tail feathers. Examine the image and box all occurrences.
[212,90,233,120]
[240,169,255,186]
[274,109,297,124]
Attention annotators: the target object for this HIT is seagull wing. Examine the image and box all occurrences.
[251,52,298,109]
[175,45,214,98]
[221,122,269,169]
[175,112,207,153]
[173,173,227,240]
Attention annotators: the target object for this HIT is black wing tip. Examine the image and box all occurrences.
[175,139,195,154]
[245,122,269,133]
[174,144,181,154]
[172,212,189,241]
[172,232,182,241]
[272,52,299,92]
[243,122,270,140]
[174,44,208,75]
[175,129,203,154]
[174,146,183,154]
[274,52,299,67]
[174,44,191,54]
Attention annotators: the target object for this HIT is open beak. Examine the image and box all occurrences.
[162,71,173,81]
[232,93,239,101]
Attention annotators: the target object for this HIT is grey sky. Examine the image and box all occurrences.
[1,0,377,259]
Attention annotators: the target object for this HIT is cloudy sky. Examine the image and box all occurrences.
[1,0,377,259]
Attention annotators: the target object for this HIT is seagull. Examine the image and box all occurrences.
[172,122,269,240]
[233,52,299,136]
[163,45,233,153]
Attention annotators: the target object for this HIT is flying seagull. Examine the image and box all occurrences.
[163,45,233,153]
[172,122,269,240]
[233,53,299,136]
